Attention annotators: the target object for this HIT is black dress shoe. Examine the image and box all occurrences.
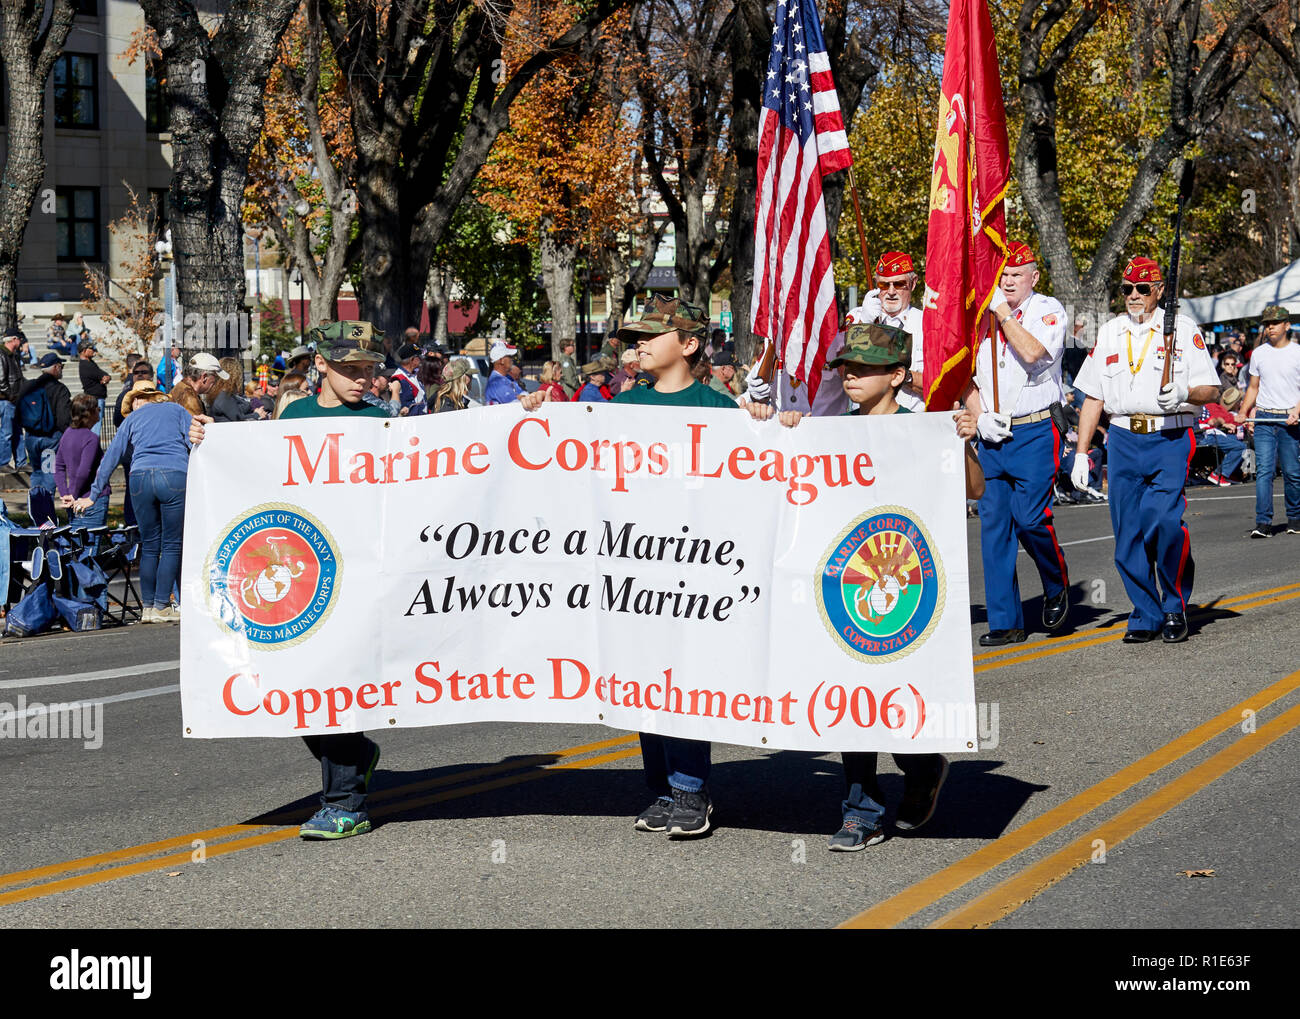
[1123,629,1159,643]
[1042,590,1069,631]
[979,629,1027,647]
[1161,613,1189,643]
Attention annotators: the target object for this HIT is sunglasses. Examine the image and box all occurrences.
[878,280,912,292]
[1120,283,1156,296]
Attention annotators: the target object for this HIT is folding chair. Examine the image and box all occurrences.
[93,524,143,626]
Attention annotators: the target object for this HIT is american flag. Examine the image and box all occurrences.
[750,0,851,403]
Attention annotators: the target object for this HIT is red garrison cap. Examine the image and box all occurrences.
[875,251,914,278]
[1122,256,1163,283]
[1006,241,1035,267]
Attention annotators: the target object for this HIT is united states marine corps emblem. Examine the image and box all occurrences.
[205,504,340,649]
[816,507,946,664]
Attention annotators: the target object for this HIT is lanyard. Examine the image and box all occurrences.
[1126,325,1158,376]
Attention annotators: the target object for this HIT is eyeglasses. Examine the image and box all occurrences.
[1120,283,1155,296]
[878,280,912,292]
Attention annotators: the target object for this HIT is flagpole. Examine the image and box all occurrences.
[989,312,1000,414]
[847,166,875,293]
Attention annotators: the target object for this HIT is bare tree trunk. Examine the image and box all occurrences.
[140,0,300,356]
[0,0,75,332]
[1016,0,1275,316]
[727,0,769,367]
[321,0,631,341]
[425,264,451,348]
[541,219,578,360]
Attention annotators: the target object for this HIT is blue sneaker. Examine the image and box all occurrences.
[299,805,372,840]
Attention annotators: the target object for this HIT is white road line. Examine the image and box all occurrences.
[0,661,180,690]
[1058,535,1114,547]
[0,685,180,721]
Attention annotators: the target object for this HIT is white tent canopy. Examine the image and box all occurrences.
[1182,259,1300,324]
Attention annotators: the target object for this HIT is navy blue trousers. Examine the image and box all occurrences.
[976,417,1069,631]
[1107,425,1196,630]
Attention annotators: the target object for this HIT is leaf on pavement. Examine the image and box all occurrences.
[1177,869,1215,877]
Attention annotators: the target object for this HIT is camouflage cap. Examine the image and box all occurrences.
[1259,304,1292,325]
[308,320,386,364]
[615,295,708,341]
[582,355,616,375]
[828,322,912,369]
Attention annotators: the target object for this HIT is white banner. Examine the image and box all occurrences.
[180,404,976,753]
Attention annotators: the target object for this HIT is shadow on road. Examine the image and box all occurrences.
[241,750,1051,841]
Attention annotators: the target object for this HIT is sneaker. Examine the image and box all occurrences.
[1206,472,1231,487]
[895,756,949,831]
[827,816,886,852]
[1287,522,1300,535]
[665,787,713,838]
[299,805,372,840]
[634,796,673,832]
[139,607,159,624]
[157,604,181,622]
[1250,527,1271,539]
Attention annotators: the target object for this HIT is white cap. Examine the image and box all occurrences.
[489,340,518,364]
[189,352,230,379]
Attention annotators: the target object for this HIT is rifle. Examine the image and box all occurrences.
[1161,161,1197,390]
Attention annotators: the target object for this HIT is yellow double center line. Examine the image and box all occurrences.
[0,734,640,907]
[6,581,1299,912]
[842,669,1300,928]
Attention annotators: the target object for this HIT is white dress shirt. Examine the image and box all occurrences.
[1074,309,1219,416]
[973,291,1066,417]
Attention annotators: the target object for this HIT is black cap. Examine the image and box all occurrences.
[77,338,96,352]
[711,350,735,367]
[397,342,421,360]
[38,352,64,368]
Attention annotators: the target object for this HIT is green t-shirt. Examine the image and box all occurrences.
[278,395,390,420]
[613,381,740,409]
[845,402,912,416]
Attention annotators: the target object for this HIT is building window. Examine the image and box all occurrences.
[54,54,98,129]
[149,188,169,237]
[56,188,100,261]
[145,57,169,132]
[71,0,98,15]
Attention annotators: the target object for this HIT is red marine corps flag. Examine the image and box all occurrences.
[921,0,1010,411]
[751,0,852,404]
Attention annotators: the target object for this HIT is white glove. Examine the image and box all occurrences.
[976,410,1013,443]
[1157,381,1188,412]
[1070,452,1091,491]
[990,286,1009,312]
[744,371,772,404]
[845,291,883,325]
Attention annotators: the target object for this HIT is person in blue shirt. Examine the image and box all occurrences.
[577,355,615,402]
[484,340,525,405]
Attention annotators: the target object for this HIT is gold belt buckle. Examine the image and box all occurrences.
[1131,415,1154,435]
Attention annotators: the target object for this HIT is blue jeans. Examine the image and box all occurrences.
[23,433,61,493]
[842,752,945,826]
[639,733,711,794]
[1252,412,1300,527]
[77,489,110,529]
[302,733,378,812]
[129,467,187,608]
[0,400,27,468]
[1197,430,1245,479]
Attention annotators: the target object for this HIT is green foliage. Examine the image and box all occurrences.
[438,199,545,344]
[257,300,298,355]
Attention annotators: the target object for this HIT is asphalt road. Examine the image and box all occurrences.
[1,484,1296,931]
